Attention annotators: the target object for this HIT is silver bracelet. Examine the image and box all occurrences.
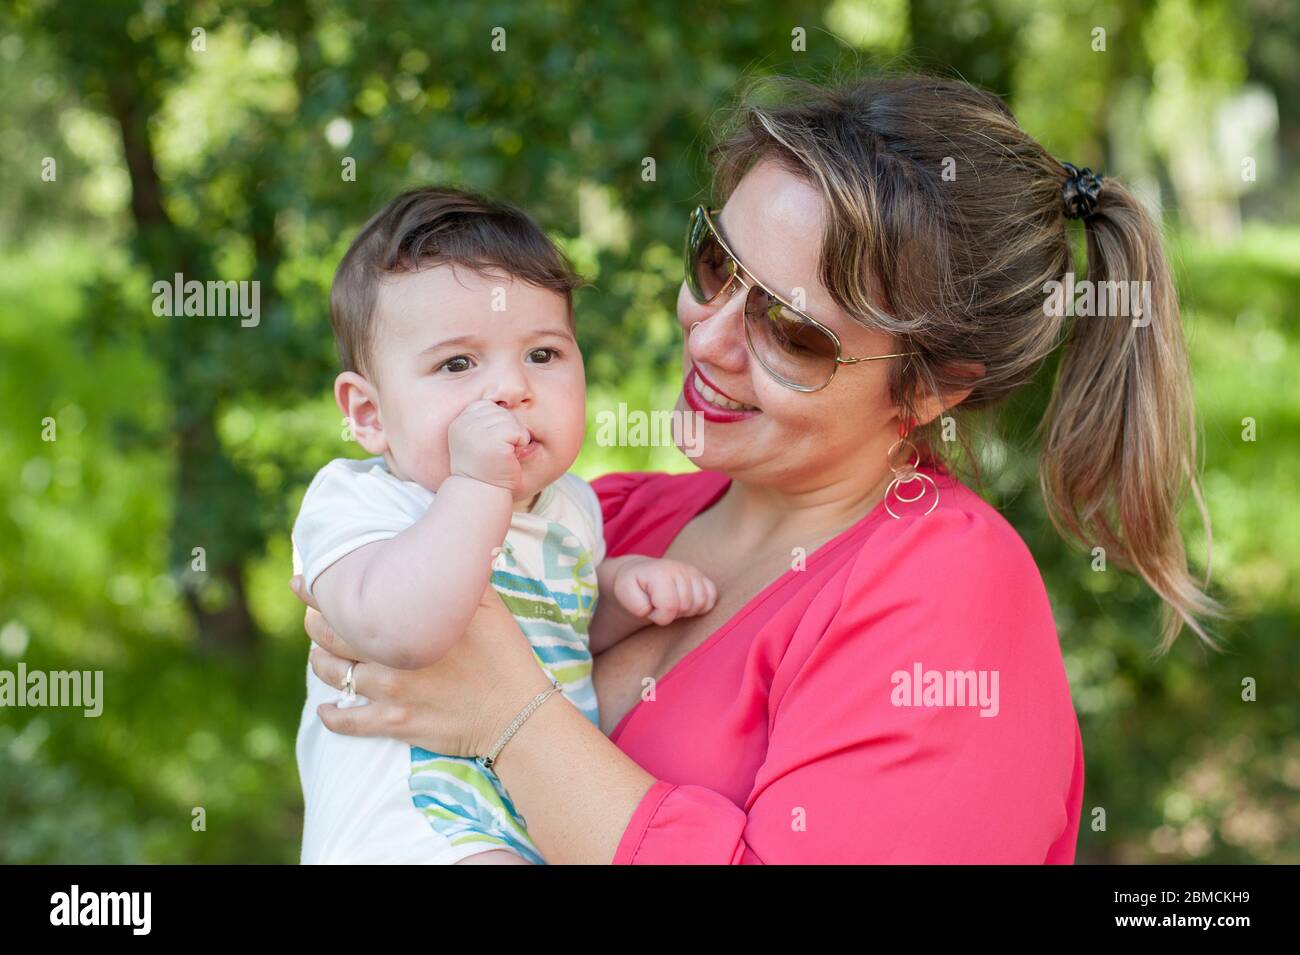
[477,677,562,772]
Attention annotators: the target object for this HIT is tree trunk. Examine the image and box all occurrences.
[106,78,259,653]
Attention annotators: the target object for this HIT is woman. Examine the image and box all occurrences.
[291,74,1223,863]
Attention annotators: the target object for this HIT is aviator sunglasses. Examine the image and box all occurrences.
[684,204,917,392]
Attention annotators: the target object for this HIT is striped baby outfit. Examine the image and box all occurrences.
[293,457,604,865]
[407,482,603,863]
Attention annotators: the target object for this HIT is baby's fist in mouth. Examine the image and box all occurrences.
[447,399,532,491]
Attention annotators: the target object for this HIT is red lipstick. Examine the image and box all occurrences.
[683,364,761,423]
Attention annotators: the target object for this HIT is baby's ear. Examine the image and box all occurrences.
[335,371,387,455]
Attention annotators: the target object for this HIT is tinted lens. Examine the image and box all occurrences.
[743,289,838,390]
[685,208,734,303]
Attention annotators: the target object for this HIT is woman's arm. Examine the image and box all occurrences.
[478,663,659,863]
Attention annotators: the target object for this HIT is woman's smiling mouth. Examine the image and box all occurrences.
[684,364,762,421]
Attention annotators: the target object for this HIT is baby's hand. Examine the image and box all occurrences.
[447,400,531,492]
[613,556,717,627]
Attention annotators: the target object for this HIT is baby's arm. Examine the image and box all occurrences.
[311,476,511,670]
[589,555,718,655]
[311,399,530,670]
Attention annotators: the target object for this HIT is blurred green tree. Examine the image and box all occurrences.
[2,0,1294,863]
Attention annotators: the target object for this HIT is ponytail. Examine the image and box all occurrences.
[1038,179,1227,657]
[704,72,1227,657]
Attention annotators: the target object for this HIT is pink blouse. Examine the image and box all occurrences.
[592,462,1084,864]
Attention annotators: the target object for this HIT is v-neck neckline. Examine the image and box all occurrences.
[607,469,899,743]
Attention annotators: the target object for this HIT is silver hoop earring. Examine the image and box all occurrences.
[884,437,939,519]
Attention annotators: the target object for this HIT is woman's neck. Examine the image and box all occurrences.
[709,467,895,550]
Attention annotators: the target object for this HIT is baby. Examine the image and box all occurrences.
[292,186,716,864]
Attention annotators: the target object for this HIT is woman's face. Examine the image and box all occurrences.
[673,158,905,493]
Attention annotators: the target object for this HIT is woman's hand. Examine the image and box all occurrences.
[289,575,553,758]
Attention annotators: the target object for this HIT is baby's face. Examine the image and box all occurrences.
[360,264,586,499]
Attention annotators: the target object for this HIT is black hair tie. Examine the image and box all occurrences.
[1061,162,1104,220]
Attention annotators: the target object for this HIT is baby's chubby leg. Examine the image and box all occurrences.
[455,848,532,865]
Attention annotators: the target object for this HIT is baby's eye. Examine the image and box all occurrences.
[439,355,475,374]
[527,347,560,364]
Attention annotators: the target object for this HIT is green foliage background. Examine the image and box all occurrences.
[1,0,1296,862]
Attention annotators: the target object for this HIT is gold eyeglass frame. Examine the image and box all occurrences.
[685,205,918,393]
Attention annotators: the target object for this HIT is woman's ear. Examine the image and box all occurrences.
[335,371,387,455]
[908,362,985,427]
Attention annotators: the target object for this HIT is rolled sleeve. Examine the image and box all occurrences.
[612,781,757,864]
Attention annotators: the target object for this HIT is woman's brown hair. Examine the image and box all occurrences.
[708,73,1226,656]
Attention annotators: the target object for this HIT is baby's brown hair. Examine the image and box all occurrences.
[330,186,583,377]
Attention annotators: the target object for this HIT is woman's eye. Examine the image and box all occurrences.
[768,310,814,354]
[527,347,560,364]
[439,356,474,373]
